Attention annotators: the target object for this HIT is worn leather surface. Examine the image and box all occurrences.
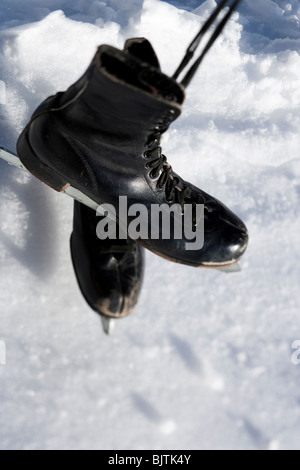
[71,200,145,318]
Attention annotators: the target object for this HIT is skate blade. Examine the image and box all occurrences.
[101,315,115,336]
[0,146,29,172]
[0,147,98,211]
[218,262,242,273]
[63,186,99,211]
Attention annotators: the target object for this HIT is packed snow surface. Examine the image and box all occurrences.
[0,0,300,450]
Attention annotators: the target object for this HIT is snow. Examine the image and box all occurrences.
[0,0,300,450]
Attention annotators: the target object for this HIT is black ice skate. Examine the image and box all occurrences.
[71,201,145,335]
[16,0,248,269]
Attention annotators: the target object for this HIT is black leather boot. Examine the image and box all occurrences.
[70,39,154,335]
[17,0,248,269]
[71,200,145,335]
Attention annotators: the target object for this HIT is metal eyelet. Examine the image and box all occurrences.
[145,138,159,149]
[166,197,174,203]
[164,94,175,102]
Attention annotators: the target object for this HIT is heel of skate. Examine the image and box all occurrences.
[17,126,70,193]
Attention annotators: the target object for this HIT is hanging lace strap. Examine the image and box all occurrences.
[173,0,242,88]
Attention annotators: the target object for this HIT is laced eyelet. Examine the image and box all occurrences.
[166,196,174,203]
[143,113,194,210]
[149,169,157,180]
[145,138,159,149]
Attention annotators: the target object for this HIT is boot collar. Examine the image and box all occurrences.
[93,45,185,106]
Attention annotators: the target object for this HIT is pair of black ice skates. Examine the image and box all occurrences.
[16,0,248,334]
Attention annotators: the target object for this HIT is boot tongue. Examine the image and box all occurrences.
[124,38,161,70]
[99,44,185,105]
[123,38,184,102]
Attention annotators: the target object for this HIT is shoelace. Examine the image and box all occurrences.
[144,0,242,219]
[144,127,206,227]
[173,0,242,86]
[145,142,195,209]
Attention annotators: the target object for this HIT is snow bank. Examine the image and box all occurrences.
[0,80,6,104]
[0,0,300,450]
